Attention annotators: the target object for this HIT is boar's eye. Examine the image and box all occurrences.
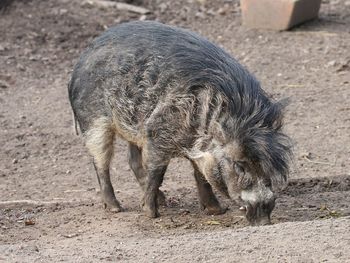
[234,162,245,176]
[264,178,272,188]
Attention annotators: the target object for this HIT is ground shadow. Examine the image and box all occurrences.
[132,175,350,231]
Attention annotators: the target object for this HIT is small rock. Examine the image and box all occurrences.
[300,152,314,160]
[33,245,39,252]
[24,219,35,226]
[81,0,94,8]
[206,8,216,16]
[205,220,221,225]
[218,4,230,15]
[29,56,39,61]
[217,7,227,15]
[336,60,350,72]
[327,60,337,67]
[113,18,122,25]
[0,80,9,89]
[139,15,147,21]
[195,12,206,19]
[12,159,18,164]
[59,9,68,15]
[180,209,190,215]
[158,2,168,13]
[17,64,26,71]
[62,233,79,238]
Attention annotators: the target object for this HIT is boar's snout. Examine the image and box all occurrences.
[241,195,276,226]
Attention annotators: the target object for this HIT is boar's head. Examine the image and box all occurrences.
[190,95,292,226]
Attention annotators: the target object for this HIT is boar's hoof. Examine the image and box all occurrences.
[103,201,123,213]
[142,206,160,218]
[141,199,160,218]
[203,205,228,215]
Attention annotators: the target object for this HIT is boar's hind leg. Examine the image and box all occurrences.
[128,143,166,206]
[85,117,123,213]
[193,167,227,215]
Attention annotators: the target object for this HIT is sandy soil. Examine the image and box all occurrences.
[0,0,349,262]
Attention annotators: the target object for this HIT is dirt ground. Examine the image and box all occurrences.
[0,0,350,262]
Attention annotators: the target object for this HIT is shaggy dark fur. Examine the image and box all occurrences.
[68,21,292,224]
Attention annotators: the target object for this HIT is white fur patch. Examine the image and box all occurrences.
[241,186,273,204]
[241,189,259,203]
[85,117,115,169]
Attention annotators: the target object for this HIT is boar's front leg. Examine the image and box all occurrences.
[192,164,227,215]
[141,144,169,218]
[128,142,167,206]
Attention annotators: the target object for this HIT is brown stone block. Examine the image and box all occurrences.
[240,0,322,30]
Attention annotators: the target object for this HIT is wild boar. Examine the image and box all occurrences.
[68,21,292,225]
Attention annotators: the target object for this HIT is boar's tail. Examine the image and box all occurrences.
[68,78,80,136]
[72,111,79,135]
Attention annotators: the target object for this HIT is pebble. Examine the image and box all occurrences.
[59,9,68,15]
[0,80,9,89]
[217,7,227,15]
[139,15,147,21]
[327,60,337,67]
[195,12,206,19]
[158,3,168,13]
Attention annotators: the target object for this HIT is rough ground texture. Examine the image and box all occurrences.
[0,0,349,262]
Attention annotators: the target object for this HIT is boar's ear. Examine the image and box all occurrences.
[190,151,215,177]
[278,97,291,108]
[272,98,290,129]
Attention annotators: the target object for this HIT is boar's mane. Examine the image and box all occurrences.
[162,25,293,186]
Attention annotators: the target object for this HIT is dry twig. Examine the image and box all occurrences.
[0,199,91,208]
[83,0,150,14]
